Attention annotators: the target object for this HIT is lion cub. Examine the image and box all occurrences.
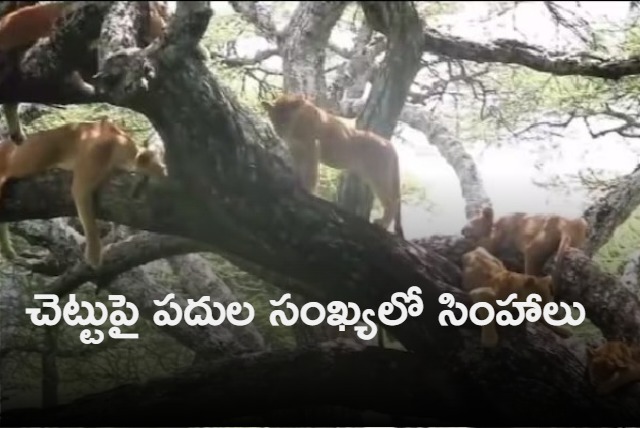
[261,94,404,238]
[462,246,572,347]
[0,117,167,267]
[587,340,640,395]
[461,206,588,276]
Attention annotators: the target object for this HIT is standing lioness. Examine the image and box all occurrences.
[261,94,404,238]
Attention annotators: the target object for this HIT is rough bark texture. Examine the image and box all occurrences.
[582,167,640,256]
[422,27,640,80]
[164,253,267,353]
[620,249,640,290]
[279,1,348,102]
[0,265,30,359]
[233,0,350,345]
[2,1,640,424]
[1,219,266,360]
[1,2,108,104]
[400,104,492,219]
[2,344,484,426]
[336,1,425,225]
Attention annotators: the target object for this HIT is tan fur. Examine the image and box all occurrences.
[587,340,640,395]
[461,206,588,276]
[261,94,404,238]
[461,246,506,292]
[0,118,167,267]
[462,246,572,347]
[0,2,67,51]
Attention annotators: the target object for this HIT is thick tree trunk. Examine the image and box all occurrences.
[245,0,350,346]
[336,1,424,221]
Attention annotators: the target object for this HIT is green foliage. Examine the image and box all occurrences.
[416,1,463,20]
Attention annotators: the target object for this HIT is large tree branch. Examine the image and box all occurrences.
[45,231,207,296]
[96,1,146,69]
[5,2,110,104]
[620,249,640,291]
[4,219,266,359]
[422,27,640,80]
[552,250,640,343]
[357,1,423,136]
[2,344,486,425]
[400,104,491,219]
[104,264,261,358]
[582,166,640,255]
[164,253,267,353]
[228,1,279,42]
[279,1,349,98]
[0,265,31,360]
[323,17,489,220]
[335,1,425,224]
[328,20,384,112]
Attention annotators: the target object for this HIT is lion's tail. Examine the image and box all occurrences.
[392,149,404,239]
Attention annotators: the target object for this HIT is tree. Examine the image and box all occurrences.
[1,1,640,425]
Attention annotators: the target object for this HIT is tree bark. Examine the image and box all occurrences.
[250,0,349,346]
[0,344,492,426]
[582,166,640,256]
[400,104,491,219]
[421,27,640,80]
[336,1,425,226]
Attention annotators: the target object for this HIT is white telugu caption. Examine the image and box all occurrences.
[438,292,586,327]
[24,286,424,345]
[24,286,586,346]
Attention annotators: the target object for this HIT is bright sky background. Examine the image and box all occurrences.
[195,1,638,239]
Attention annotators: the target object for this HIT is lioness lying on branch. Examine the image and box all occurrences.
[0,117,167,268]
[461,206,588,276]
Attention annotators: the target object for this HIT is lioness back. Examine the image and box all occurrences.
[1,121,121,180]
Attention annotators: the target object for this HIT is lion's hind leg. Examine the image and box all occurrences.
[368,161,399,233]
